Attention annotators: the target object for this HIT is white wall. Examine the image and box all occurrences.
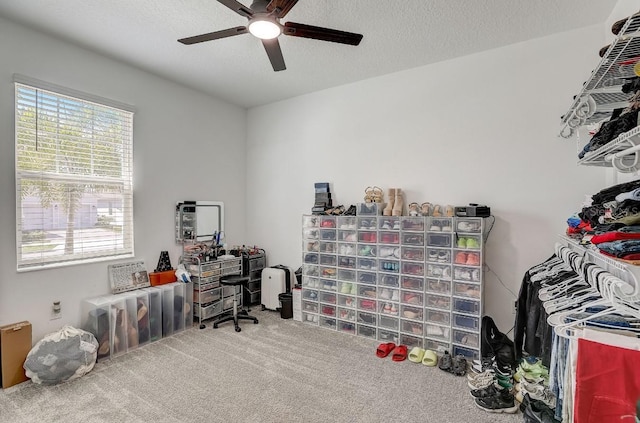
[0,17,247,341]
[246,25,609,334]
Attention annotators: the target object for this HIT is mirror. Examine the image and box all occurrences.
[175,201,224,243]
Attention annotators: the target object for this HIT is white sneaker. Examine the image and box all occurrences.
[380,288,391,300]
[515,383,556,409]
[391,290,399,301]
[457,221,473,232]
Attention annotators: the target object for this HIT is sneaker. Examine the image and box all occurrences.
[466,237,480,249]
[468,368,494,382]
[379,246,395,258]
[391,290,399,301]
[437,251,450,263]
[379,288,391,300]
[454,252,467,264]
[457,237,467,248]
[471,357,495,373]
[457,221,472,232]
[392,220,400,230]
[515,382,556,409]
[466,253,480,266]
[467,372,494,390]
[429,222,442,231]
[521,393,557,422]
[442,267,451,280]
[475,390,519,414]
[470,383,505,399]
[340,282,351,294]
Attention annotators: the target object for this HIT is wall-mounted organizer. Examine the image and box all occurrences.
[181,255,243,329]
[81,282,191,361]
[560,12,640,173]
[301,214,486,360]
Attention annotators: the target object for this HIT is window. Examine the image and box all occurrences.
[14,76,135,271]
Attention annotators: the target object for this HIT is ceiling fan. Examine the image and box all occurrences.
[178,0,363,72]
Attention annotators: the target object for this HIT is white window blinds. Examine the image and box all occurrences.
[15,78,135,271]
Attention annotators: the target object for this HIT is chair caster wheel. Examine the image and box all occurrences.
[254,319,259,324]
[199,324,206,329]
[261,305,266,311]
[235,327,241,332]
[213,324,219,329]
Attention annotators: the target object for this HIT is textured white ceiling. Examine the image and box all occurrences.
[0,0,619,108]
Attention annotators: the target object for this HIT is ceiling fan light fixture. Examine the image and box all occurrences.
[248,18,281,40]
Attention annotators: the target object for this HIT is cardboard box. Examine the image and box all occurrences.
[0,321,32,389]
[149,270,177,286]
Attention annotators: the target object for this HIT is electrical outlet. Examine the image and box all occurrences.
[51,300,62,320]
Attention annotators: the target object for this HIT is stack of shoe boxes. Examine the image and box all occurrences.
[312,182,332,215]
[300,212,486,361]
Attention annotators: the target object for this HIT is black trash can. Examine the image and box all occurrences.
[278,293,293,319]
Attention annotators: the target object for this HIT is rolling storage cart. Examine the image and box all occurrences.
[182,254,243,329]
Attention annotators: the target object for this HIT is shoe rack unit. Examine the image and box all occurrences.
[301,214,486,360]
[181,255,243,329]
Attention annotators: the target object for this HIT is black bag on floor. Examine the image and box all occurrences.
[481,316,515,367]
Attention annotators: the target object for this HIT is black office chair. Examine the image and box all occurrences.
[213,275,259,332]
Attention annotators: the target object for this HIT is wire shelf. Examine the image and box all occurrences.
[559,12,640,168]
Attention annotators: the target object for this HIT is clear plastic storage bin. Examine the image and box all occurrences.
[401,276,424,291]
[426,308,451,325]
[400,333,423,349]
[378,329,399,344]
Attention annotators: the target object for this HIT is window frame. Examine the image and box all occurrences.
[14,75,136,271]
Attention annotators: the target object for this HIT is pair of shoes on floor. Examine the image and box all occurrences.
[471,383,519,414]
[407,347,438,366]
[515,380,556,409]
[376,342,407,361]
[520,393,557,422]
[438,351,467,376]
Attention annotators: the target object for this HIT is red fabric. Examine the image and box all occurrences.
[590,231,640,245]
[575,339,640,423]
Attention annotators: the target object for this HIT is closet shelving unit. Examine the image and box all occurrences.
[560,13,640,172]
[558,235,640,296]
[301,213,486,360]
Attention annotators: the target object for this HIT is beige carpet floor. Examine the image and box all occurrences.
[0,309,522,423]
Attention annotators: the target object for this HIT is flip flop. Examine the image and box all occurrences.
[421,349,438,366]
[408,347,425,363]
[376,342,396,358]
[392,345,408,362]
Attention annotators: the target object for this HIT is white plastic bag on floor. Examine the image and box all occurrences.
[24,325,98,385]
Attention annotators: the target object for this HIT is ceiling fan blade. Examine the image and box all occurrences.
[178,26,248,45]
[283,22,363,46]
[262,39,286,71]
[266,0,299,18]
[217,0,254,18]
